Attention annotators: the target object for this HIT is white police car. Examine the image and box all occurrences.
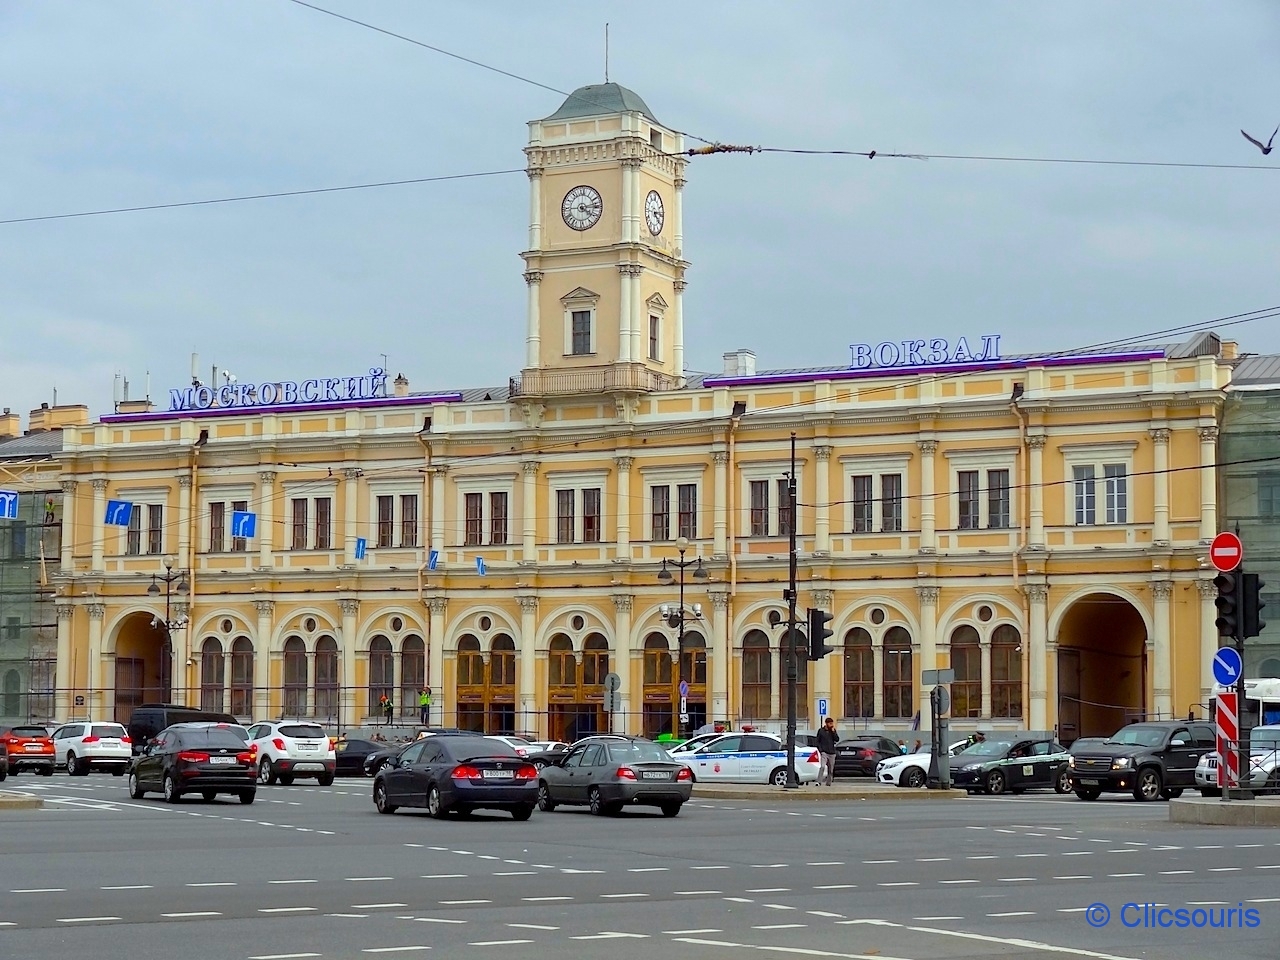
[668,732,821,786]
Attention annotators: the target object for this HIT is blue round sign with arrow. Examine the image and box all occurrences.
[1213,646,1243,687]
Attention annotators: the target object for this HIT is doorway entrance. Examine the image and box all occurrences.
[1055,593,1147,743]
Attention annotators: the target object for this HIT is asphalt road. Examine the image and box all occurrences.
[1,773,1277,960]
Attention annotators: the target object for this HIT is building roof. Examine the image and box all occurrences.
[544,83,660,123]
[1230,355,1280,387]
[0,431,63,461]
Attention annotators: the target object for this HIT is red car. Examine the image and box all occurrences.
[1,724,56,776]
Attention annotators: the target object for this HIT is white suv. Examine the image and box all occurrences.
[246,721,336,786]
[50,721,132,776]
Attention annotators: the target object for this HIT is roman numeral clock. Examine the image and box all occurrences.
[561,185,603,231]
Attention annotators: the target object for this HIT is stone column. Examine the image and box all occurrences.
[614,456,633,562]
[709,590,730,725]
[980,637,993,719]
[620,262,645,364]
[612,594,633,733]
[673,279,687,385]
[177,475,192,566]
[1198,579,1218,706]
[621,156,638,243]
[521,462,538,562]
[91,479,108,572]
[811,590,834,719]
[770,636,782,720]
[339,598,359,729]
[431,465,448,554]
[258,471,277,567]
[60,480,76,570]
[222,648,233,714]
[523,270,543,369]
[1152,581,1174,720]
[1198,425,1218,543]
[429,597,447,727]
[617,263,633,363]
[55,603,74,718]
[1028,436,1046,549]
[527,166,543,250]
[918,440,937,553]
[517,595,538,734]
[1027,583,1049,729]
[343,468,361,565]
[813,446,832,556]
[1150,429,1170,545]
[87,602,105,717]
[254,600,274,722]
[872,636,884,721]
[173,602,192,706]
[915,586,939,732]
[712,451,729,559]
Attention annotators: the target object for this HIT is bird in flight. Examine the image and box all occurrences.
[1240,125,1278,155]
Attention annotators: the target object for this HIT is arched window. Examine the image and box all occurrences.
[680,631,707,686]
[1261,658,1280,680]
[741,629,771,719]
[778,629,810,718]
[230,637,254,717]
[991,624,1023,718]
[283,637,308,716]
[200,637,224,713]
[883,626,913,719]
[489,634,516,687]
[2,669,20,717]
[950,625,981,719]
[582,633,609,687]
[643,633,672,686]
[454,635,484,733]
[487,634,517,734]
[456,635,483,686]
[843,628,873,718]
[400,634,426,718]
[368,635,394,716]
[314,636,338,719]
[549,634,576,687]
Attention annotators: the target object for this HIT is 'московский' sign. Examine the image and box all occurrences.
[168,368,390,412]
[850,334,1001,369]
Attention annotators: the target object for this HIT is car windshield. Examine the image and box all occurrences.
[178,730,246,749]
[958,740,1013,757]
[90,725,127,738]
[279,725,326,739]
[446,740,519,761]
[1252,729,1280,751]
[1105,726,1168,747]
[7,726,48,738]
[608,742,672,763]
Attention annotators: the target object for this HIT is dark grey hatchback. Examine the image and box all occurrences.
[373,735,538,820]
[538,738,692,817]
[128,725,256,804]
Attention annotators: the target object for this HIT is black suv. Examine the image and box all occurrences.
[128,724,257,804]
[1067,720,1214,802]
[126,704,238,755]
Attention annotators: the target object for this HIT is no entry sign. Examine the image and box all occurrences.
[1210,531,1244,573]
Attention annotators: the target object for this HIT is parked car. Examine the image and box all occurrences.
[486,735,533,757]
[372,734,538,820]
[49,721,132,776]
[335,738,382,777]
[538,738,692,816]
[668,732,821,785]
[0,724,56,776]
[0,750,8,781]
[951,735,1071,795]
[875,740,971,788]
[1067,720,1214,801]
[128,724,257,804]
[362,728,484,776]
[125,704,238,755]
[835,736,902,777]
[247,721,336,786]
[1194,724,1280,797]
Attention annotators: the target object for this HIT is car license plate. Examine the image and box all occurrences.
[24,744,41,751]
[209,756,236,764]
[482,769,513,779]
[297,744,317,751]
[642,771,668,780]
[1078,778,1100,786]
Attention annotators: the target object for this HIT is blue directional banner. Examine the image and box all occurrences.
[104,500,134,527]
[230,511,257,539]
[0,490,18,520]
[475,556,487,576]
[354,537,367,560]
[427,549,439,571]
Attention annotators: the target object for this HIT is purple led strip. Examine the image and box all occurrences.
[101,392,465,424]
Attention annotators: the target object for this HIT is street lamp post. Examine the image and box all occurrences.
[147,556,190,704]
[657,536,709,740]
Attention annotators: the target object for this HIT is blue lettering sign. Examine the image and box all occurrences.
[848,335,1001,370]
[166,368,391,412]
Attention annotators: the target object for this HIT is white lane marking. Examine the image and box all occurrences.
[809,910,844,918]
[1247,898,1280,903]
[1108,874,1143,879]
[440,899,491,905]
[1208,867,1242,873]
[353,903,409,909]
[966,855,997,860]
[1187,901,1228,906]
[691,865,730,870]
[520,896,570,902]
[724,897,755,904]
[1017,854,1048,858]
[600,893,648,899]
[269,879,318,884]
[56,916,121,923]
[938,879,979,885]
[863,860,897,864]
[187,882,236,887]
[12,888,66,893]
[763,903,797,910]
[248,955,322,960]
[752,863,788,868]
[671,935,903,959]
[413,918,467,924]
[508,923,559,930]
[421,874,466,879]
[628,867,668,872]
[746,888,791,893]
[163,911,222,918]
[1060,908,1088,913]
[347,876,394,882]
[753,924,806,930]
[362,949,431,954]
[327,913,370,918]
[1195,845,1224,849]
[916,858,949,863]
[1237,843,1264,848]
[493,871,535,876]
[989,911,1036,917]
[814,884,857,890]
[997,878,1035,883]
[468,941,532,947]
[808,861,844,866]
[560,868,603,874]
[570,932,649,940]
[915,916,963,920]
[1062,852,1093,856]
[878,882,918,887]
[673,890,721,896]
[102,885,152,890]
[663,928,723,934]
[1054,876,1093,880]
[1257,865,1280,869]
[259,907,318,913]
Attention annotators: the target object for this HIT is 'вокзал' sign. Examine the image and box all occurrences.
[850,334,1001,369]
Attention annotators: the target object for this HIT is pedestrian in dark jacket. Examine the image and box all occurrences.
[815,717,839,786]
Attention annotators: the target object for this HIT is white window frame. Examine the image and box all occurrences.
[281,481,337,551]
[561,288,599,357]
[1059,442,1137,527]
[646,293,667,363]
[640,463,706,542]
[367,482,423,549]
[839,453,911,534]
[944,447,1018,531]
[114,487,170,557]
[453,473,517,547]
[739,460,801,538]
[546,469,609,544]
[202,484,254,553]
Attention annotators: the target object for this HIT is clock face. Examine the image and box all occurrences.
[645,190,665,235]
[562,185,603,231]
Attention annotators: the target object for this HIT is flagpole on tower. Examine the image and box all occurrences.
[604,23,609,82]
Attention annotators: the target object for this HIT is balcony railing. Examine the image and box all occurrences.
[510,364,678,398]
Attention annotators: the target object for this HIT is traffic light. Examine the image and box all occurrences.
[1244,573,1267,639]
[807,607,835,660]
[1214,570,1241,640]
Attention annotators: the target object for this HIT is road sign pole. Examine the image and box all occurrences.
[784,432,799,789]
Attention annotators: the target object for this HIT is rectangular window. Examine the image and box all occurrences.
[582,488,602,543]
[230,500,248,552]
[570,310,592,355]
[987,469,1011,529]
[464,493,483,546]
[400,494,418,548]
[649,315,660,361]
[376,495,394,548]
[126,505,141,556]
[1104,464,1127,524]
[651,485,671,542]
[146,504,163,555]
[291,499,307,550]
[209,502,225,553]
[314,497,331,550]
[490,492,508,545]
[881,473,903,532]
[749,480,769,537]
[1260,473,1280,518]
[677,483,697,540]
[556,489,575,544]
[1073,465,1096,525]
[777,478,792,537]
[957,470,980,529]
[851,475,873,533]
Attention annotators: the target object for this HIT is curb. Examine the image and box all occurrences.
[692,786,964,802]
[1170,797,1280,826]
[0,790,44,810]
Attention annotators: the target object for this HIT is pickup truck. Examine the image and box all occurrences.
[1067,720,1215,802]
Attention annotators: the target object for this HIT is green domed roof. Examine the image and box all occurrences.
[544,82,660,124]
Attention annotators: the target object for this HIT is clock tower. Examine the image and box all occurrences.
[518,83,689,398]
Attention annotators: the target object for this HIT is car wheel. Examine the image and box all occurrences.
[986,770,1006,795]
[162,773,181,804]
[537,782,557,812]
[1133,767,1162,802]
[239,790,255,805]
[374,780,398,815]
[661,802,682,818]
[1267,772,1280,796]
[128,770,145,799]
[67,752,85,776]
[903,767,926,789]
[378,759,395,776]
[278,774,295,786]
[1160,787,1183,800]
[0,767,6,782]
[1054,769,1070,794]
[768,766,788,787]
[427,784,448,819]
[317,773,334,787]
[37,766,54,777]
[511,804,535,822]
[201,791,217,802]
[111,767,124,777]
[258,758,278,785]
[588,786,606,816]
[1075,787,1102,801]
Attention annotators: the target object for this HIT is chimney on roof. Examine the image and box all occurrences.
[722,349,756,377]
[0,408,18,439]
[394,373,409,398]
[27,403,90,434]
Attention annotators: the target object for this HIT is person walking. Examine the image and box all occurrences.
[816,717,839,786]
[418,687,431,725]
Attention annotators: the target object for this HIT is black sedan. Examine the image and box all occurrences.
[373,735,538,820]
[335,738,382,777]
[363,728,484,776]
[128,725,256,804]
[538,738,692,817]
[834,736,902,777]
[951,736,1071,795]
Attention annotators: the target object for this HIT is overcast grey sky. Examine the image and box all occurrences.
[3,1,1279,422]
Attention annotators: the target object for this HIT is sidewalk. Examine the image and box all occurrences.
[693,782,963,802]
[1170,794,1280,826]
[0,791,43,811]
